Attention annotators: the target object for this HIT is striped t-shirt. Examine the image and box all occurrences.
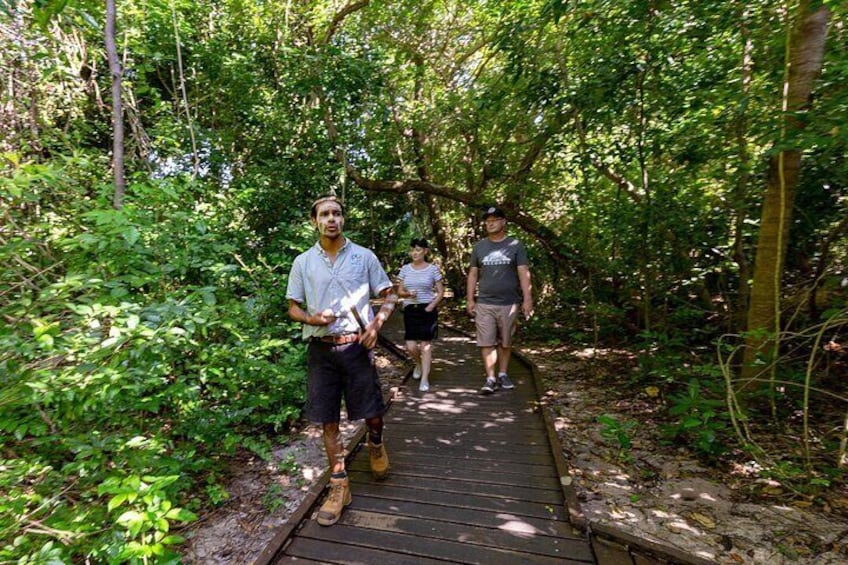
[398,263,442,305]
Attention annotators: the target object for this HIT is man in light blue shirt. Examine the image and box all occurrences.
[286,195,397,526]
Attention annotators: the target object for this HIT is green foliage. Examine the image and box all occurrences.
[262,483,287,514]
[662,377,730,458]
[597,414,636,462]
[635,330,687,383]
[1,158,306,562]
[97,474,196,563]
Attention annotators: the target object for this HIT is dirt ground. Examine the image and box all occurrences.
[180,339,848,565]
[525,343,848,565]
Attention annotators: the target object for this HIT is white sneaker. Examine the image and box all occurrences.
[412,365,421,380]
[419,381,430,392]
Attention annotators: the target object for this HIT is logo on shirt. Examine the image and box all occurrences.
[481,250,513,266]
[350,253,363,265]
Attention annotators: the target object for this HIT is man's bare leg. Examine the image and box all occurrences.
[480,346,498,378]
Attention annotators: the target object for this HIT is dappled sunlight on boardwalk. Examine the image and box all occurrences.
[269,316,594,563]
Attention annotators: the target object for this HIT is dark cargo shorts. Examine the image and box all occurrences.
[305,340,386,424]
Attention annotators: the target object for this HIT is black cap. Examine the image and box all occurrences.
[481,206,505,220]
[410,237,429,248]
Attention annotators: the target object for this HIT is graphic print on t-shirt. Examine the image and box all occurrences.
[481,249,513,266]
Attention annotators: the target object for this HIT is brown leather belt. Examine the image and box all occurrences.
[313,333,360,345]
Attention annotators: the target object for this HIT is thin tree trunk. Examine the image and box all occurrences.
[731,2,754,333]
[105,0,126,209]
[171,1,199,176]
[740,2,830,389]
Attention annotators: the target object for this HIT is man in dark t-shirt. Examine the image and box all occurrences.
[466,206,534,395]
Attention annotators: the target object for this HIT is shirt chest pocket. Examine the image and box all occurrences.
[337,265,370,297]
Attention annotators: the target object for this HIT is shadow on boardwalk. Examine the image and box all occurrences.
[261,315,595,564]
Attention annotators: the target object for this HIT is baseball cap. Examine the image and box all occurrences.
[481,206,506,220]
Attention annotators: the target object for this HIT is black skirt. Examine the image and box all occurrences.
[403,304,439,341]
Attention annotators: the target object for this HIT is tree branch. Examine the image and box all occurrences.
[322,0,370,45]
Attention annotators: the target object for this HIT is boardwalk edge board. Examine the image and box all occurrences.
[589,522,718,565]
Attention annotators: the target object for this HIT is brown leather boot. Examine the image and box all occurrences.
[316,476,351,526]
[368,441,389,480]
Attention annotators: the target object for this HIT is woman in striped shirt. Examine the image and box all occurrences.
[396,238,445,392]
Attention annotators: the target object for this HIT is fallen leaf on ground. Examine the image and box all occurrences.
[688,511,716,529]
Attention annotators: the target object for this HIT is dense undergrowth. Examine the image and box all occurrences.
[1,160,309,563]
[515,303,848,500]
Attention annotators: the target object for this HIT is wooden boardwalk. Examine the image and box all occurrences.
[264,316,596,564]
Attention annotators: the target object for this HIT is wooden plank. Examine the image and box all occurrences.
[335,508,595,560]
[634,554,670,565]
[389,400,542,415]
[270,553,325,564]
[348,481,570,521]
[389,435,553,454]
[347,457,561,487]
[388,425,552,444]
[355,449,557,476]
[388,418,547,434]
[283,536,448,565]
[387,414,542,428]
[347,469,562,504]
[386,444,556,465]
[386,415,547,431]
[590,523,717,565]
[386,409,544,426]
[592,536,634,565]
[396,388,538,405]
[386,453,558,476]
[295,521,593,564]
[348,494,579,538]
[348,465,562,492]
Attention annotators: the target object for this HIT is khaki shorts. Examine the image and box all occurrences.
[475,303,519,348]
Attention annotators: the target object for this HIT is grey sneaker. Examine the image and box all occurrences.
[498,374,515,390]
[480,377,498,395]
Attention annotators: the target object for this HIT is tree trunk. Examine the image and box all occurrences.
[105,0,126,209]
[740,2,830,388]
[730,2,754,333]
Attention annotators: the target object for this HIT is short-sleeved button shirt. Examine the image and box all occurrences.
[286,238,392,339]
